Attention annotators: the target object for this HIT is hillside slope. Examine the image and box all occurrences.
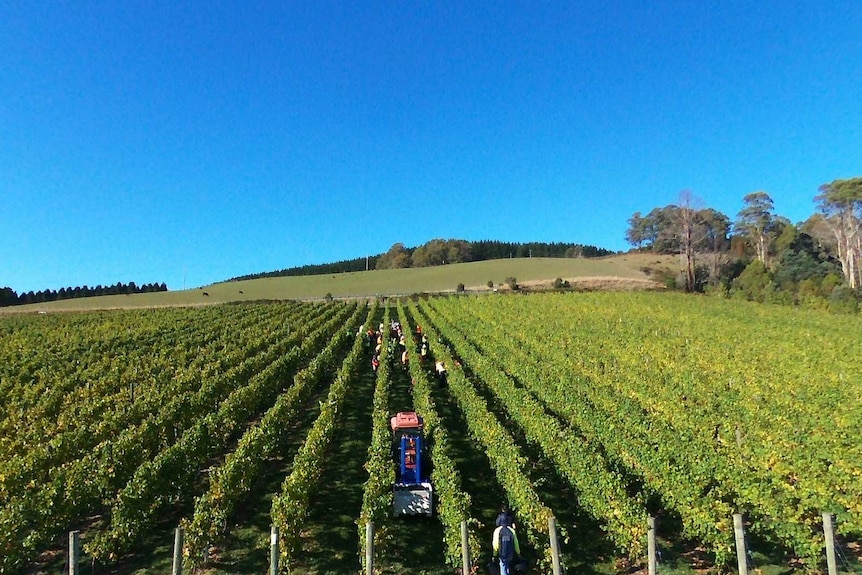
[6,254,672,312]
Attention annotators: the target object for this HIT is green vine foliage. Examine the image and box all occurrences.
[358,303,396,571]
[419,298,647,559]
[399,299,483,568]
[85,303,360,563]
[0,302,330,572]
[3,291,860,572]
[411,302,557,573]
[421,292,862,567]
[270,303,373,571]
[184,302,372,567]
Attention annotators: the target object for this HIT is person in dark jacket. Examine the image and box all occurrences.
[492,515,521,575]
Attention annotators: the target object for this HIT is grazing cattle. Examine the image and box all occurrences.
[202,292,210,297]
[239,290,244,294]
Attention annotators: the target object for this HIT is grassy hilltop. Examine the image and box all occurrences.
[8,254,674,312]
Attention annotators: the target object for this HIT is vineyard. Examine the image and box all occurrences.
[1,293,861,575]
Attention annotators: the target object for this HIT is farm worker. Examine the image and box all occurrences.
[372,355,380,372]
[401,349,409,366]
[495,504,515,529]
[435,361,448,386]
[420,342,428,360]
[492,516,521,575]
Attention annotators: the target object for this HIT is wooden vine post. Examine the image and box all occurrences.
[733,514,748,575]
[270,525,279,575]
[648,516,657,575]
[461,520,471,575]
[171,526,184,575]
[549,516,562,575]
[823,512,837,575]
[69,531,80,575]
[365,521,374,575]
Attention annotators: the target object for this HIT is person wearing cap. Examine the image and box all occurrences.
[495,504,515,528]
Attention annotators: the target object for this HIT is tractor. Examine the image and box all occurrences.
[390,411,433,516]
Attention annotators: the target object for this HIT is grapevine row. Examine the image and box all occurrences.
[420,298,649,558]
[183,301,375,565]
[270,303,374,570]
[398,300,482,568]
[87,302,362,562]
[0,304,255,426]
[358,303,395,569]
[0,302,344,571]
[0,302,322,506]
[428,293,851,564]
[410,301,558,571]
[424,295,737,563]
[0,303,304,499]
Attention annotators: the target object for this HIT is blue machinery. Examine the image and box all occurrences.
[390,412,434,516]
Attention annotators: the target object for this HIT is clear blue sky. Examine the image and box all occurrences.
[2,1,861,293]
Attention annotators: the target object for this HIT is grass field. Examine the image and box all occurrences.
[4,254,674,313]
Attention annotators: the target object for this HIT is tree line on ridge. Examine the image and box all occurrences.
[0,282,168,308]
[228,240,614,282]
